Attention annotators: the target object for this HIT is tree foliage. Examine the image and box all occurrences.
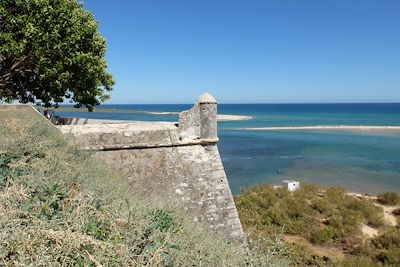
[0,0,114,110]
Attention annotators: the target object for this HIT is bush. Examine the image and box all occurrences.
[351,241,376,258]
[84,216,112,241]
[377,192,400,206]
[345,198,384,228]
[338,257,381,267]
[325,186,346,202]
[293,183,319,199]
[376,248,400,266]
[339,210,363,236]
[372,227,400,249]
[311,198,334,215]
[265,205,288,226]
[285,219,310,235]
[311,227,341,244]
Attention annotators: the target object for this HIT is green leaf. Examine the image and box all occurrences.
[0,0,114,110]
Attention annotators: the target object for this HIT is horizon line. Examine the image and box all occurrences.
[91,102,400,105]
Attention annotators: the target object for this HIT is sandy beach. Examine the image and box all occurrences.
[217,114,253,121]
[145,112,254,121]
[143,111,180,115]
[240,125,400,132]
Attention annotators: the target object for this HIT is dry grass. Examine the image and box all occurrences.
[0,107,286,266]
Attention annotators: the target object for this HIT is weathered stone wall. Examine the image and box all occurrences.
[93,145,242,237]
[58,93,243,239]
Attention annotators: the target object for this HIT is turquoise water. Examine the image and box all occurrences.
[56,103,400,194]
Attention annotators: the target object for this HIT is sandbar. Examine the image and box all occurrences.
[217,115,253,121]
[240,125,400,132]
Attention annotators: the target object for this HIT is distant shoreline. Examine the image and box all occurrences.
[40,107,179,115]
[41,107,253,122]
[240,125,400,131]
[217,114,253,121]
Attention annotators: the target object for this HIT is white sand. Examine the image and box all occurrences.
[144,112,253,121]
[377,204,398,227]
[143,111,180,115]
[361,223,378,238]
[241,125,400,131]
[217,114,253,121]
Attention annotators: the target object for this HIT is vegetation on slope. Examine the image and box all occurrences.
[0,109,285,266]
[377,192,400,206]
[235,183,400,266]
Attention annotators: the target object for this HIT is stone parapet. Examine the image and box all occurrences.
[59,122,180,150]
[58,93,219,150]
[56,93,243,239]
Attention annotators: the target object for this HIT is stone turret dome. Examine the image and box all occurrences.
[197,92,217,104]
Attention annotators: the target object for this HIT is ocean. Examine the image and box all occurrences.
[55,103,400,195]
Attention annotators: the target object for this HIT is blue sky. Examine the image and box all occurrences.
[83,0,400,104]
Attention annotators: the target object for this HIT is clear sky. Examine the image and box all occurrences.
[83,0,400,104]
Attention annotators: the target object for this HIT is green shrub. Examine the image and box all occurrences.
[338,257,381,267]
[285,219,310,235]
[273,186,291,199]
[377,192,400,206]
[372,227,400,249]
[286,246,335,266]
[0,154,29,189]
[376,248,400,266]
[325,186,346,202]
[0,155,12,189]
[265,205,288,226]
[311,226,341,244]
[339,210,363,236]
[345,198,384,228]
[311,198,334,215]
[84,216,112,240]
[151,209,175,232]
[351,241,376,258]
[293,182,319,199]
[21,183,68,220]
[283,198,310,219]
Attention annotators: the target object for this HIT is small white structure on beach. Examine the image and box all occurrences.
[282,180,300,192]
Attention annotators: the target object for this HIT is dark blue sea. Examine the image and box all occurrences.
[56,103,400,194]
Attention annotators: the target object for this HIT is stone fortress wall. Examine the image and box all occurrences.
[57,93,243,239]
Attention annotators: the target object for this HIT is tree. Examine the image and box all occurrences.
[0,0,114,110]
